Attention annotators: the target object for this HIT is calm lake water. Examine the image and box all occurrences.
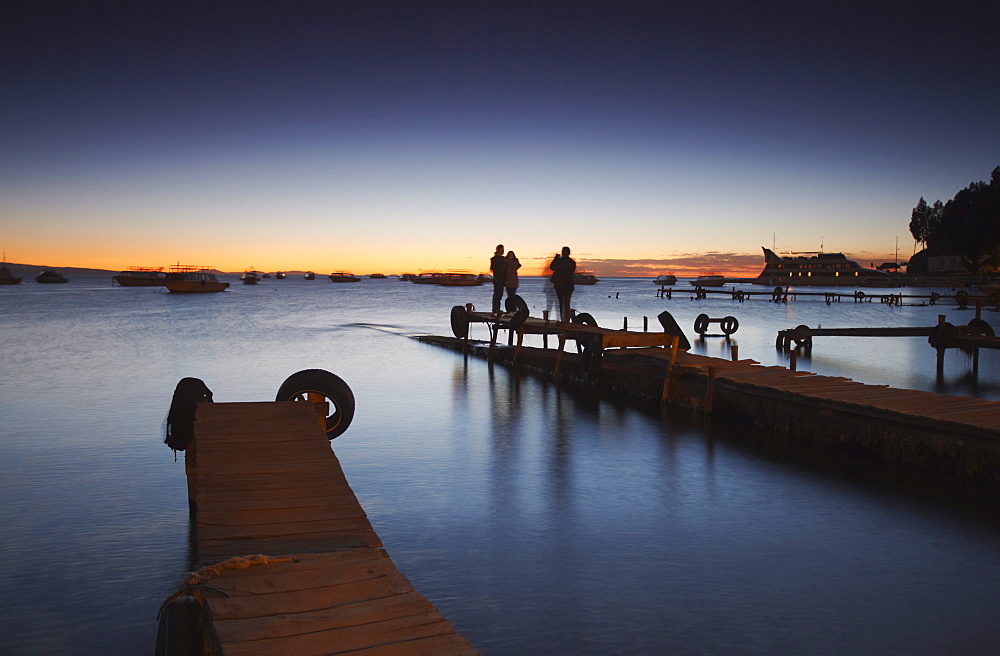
[1,274,999,655]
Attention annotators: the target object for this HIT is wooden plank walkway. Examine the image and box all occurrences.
[175,400,478,655]
[627,349,1000,436]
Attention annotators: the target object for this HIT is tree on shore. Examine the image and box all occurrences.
[909,166,1000,271]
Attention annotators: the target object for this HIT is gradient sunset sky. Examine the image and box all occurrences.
[3,1,997,276]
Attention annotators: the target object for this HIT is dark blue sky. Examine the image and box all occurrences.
[3,1,997,273]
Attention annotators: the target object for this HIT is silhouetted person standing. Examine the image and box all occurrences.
[550,246,575,321]
[490,244,506,313]
[504,251,520,299]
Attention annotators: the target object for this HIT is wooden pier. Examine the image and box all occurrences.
[656,284,1000,309]
[426,307,1000,505]
[160,400,478,655]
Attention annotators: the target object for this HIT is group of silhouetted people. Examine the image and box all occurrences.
[490,244,575,322]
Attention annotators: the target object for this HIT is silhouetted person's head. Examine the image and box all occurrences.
[496,244,504,254]
[561,246,571,257]
[507,251,516,259]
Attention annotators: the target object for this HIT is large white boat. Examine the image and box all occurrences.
[164,265,229,293]
[653,274,677,286]
[756,247,893,286]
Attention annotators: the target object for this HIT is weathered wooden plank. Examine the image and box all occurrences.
[197,517,375,541]
[207,570,415,618]
[213,592,438,641]
[199,505,369,527]
[197,533,381,560]
[219,615,461,656]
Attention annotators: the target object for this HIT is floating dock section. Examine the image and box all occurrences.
[159,401,478,655]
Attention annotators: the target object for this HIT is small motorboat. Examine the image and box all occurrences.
[573,272,599,285]
[304,272,316,280]
[240,270,261,285]
[653,274,677,286]
[35,270,69,283]
[369,273,387,279]
[329,272,361,282]
[275,272,286,279]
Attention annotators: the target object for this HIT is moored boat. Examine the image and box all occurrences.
[756,247,892,286]
[369,273,387,279]
[329,272,361,282]
[653,274,677,286]
[240,270,261,285]
[0,264,23,285]
[574,272,599,285]
[304,272,316,280]
[35,270,69,283]
[164,265,229,293]
[410,273,445,284]
[113,267,165,286]
[276,272,286,279]
[435,272,483,286]
[691,274,726,286]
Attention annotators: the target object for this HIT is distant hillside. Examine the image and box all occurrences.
[2,262,118,276]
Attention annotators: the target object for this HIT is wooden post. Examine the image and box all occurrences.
[623,317,628,331]
[660,335,680,403]
[643,316,648,332]
[514,328,525,364]
[705,366,716,414]
[731,345,738,361]
[308,392,329,432]
[789,350,797,371]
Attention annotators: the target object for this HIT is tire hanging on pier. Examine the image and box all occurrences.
[792,325,812,348]
[165,377,214,452]
[967,318,995,337]
[720,316,739,335]
[276,369,355,439]
[450,305,470,339]
[571,312,598,353]
[928,322,957,349]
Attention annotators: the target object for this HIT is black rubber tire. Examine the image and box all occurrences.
[721,316,739,335]
[968,318,995,337]
[507,294,530,329]
[694,313,709,334]
[792,324,812,347]
[276,369,355,439]
[450,305,469,339]
[571,312,598,353]
[928,322,957,349]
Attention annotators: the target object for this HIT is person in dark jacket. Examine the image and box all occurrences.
[549,246,576,321]
[490,244,506,313]
[504,251,521,299]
